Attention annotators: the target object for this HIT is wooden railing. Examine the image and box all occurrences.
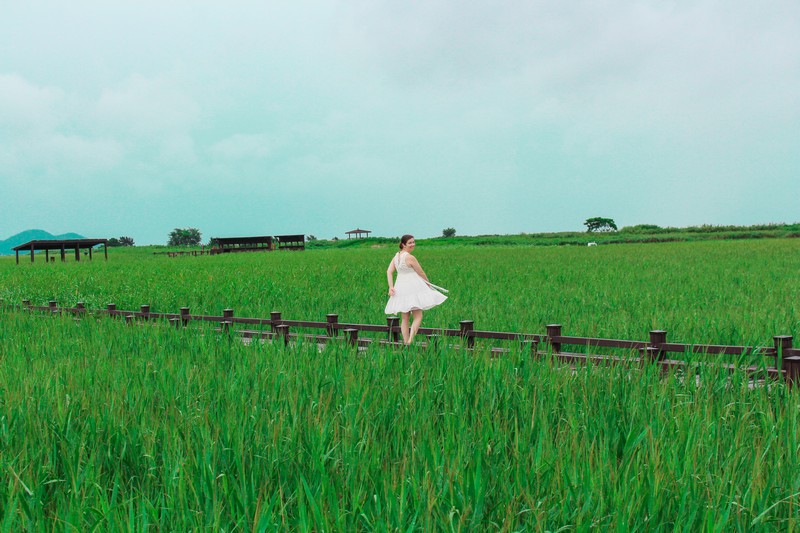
[152,250,211,257]
[4,299,799,384]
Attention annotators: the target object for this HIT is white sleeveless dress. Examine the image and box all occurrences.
[385,252,447,314]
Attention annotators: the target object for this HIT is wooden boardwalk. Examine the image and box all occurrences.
[5,299,799,385]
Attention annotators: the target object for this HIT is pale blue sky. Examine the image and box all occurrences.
[1,1,798,244]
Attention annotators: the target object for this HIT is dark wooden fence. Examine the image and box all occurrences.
[152,250,211,257]
[4,299,799,384]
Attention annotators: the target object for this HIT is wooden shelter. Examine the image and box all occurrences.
[275,235,305,250]
[345,228,371,239]
[210,236,274,254]
[14,239,108,264]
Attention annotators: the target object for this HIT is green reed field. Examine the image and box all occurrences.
[2,238,799,344]
[1,239,799,530]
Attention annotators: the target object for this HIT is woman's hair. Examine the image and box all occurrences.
[399,234,414,250]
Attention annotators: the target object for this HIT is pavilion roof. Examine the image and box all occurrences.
[12,239,108,251]
[212,236,273,246]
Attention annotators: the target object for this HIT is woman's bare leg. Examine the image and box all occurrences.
[400,312,410,344]
[408,309,423,344]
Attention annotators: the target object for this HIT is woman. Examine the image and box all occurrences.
[385,234,447,344]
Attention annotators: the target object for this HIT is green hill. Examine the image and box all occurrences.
[0,230,86,255]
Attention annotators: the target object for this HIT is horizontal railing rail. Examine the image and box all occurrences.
[2,298,798,384]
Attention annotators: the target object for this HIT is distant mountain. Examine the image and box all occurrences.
[0,229,86,255]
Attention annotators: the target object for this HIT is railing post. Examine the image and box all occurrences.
[774,335,792,368]
[22,299,31,308]
[125,314,134,325]
[76,302,86,314]
[141,305,151,319]
[170,317,181,329]
[180,307,190,327]
[774,336,795,383]
[649,330,667,361]
[343,328,358,347]
[783,360,800,387]
[276,324,290,346]
[386,316,399,342]
[546,324,562,353]
[522,336,539,357]
[427,334,441,350]
[49,301,58,315]
[460,320,475,349]
[221,309,234,334]
[270,311,282,334]
[327,314,339,337]
[107,303,117,317]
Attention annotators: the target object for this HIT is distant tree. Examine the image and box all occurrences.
[119,236,135,246]
[107,237,121,247]
[584,217,618,233]
[306,235,317,242]
[168,227,202,246]
[442,227,456,238]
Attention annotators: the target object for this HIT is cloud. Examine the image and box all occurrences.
[28,133,124,171]
[0,72,202,203]
[334,1,800,137]
[0,73,65,133]
[0,75,125,193]
[93,74,200,137]
[1,132,125,199]
[211,134,275,160]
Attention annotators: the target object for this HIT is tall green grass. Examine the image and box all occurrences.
[2,239,798,344]
[2,239,799,529]
[1,312,799,530]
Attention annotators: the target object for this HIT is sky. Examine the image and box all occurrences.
[1,1,798,245]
